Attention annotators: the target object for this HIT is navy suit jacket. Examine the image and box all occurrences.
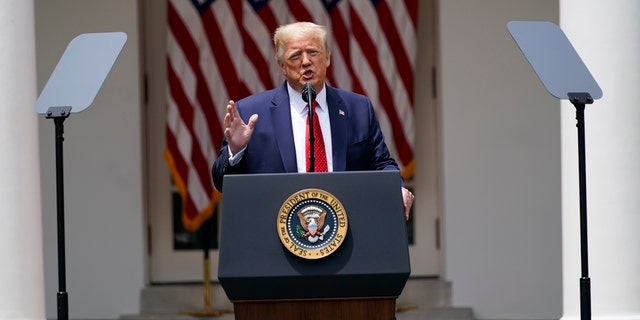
[212,82,400,191]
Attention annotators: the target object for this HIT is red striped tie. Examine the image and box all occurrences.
[306,101,327,172]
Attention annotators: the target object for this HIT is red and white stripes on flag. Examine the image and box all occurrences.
[165,0,418,231]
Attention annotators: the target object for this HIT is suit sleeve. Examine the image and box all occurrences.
[364,99,401,172]
[361,98,406,187]
[211,138,247,192]
[211,142,229,192]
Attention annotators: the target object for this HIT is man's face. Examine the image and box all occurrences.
[278,35,330,93]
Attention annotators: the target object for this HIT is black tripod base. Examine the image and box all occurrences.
[58,291,68,320]
[580,277,591,320]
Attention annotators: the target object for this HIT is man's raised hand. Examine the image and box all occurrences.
[224,100,258,154]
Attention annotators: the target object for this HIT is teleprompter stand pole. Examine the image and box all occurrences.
[508,21,602,320]
[35,32,127,320]
[46,106,72,320]
[569,92,593,320]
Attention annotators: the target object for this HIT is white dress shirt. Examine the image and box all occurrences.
[287,82,333,172]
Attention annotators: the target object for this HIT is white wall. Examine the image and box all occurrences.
[35,0,145,318]
[439,1,562,319]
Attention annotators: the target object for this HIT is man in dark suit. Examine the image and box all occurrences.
[212,21,414,219]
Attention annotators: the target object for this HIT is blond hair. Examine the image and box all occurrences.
[273,22,329,61]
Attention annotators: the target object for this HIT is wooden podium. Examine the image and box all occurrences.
[218,171,410,320]
[233,297,396,320]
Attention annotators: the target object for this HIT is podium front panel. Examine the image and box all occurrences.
[218,171,410,301]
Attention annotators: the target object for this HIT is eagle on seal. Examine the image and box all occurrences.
[297,206,329,243]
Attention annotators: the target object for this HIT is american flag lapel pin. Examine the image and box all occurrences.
[339,109,345,116]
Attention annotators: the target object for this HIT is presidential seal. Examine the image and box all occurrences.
[277,188,348,259]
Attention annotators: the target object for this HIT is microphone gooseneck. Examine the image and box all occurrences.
[302,82,317,172]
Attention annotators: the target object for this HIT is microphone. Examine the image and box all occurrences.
[302,82,316,104]
[302,82,317,172]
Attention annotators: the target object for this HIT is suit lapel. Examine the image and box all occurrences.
[270,83,297,173]
[326,86,348,171]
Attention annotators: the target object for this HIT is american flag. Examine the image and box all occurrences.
[165,0,418,231]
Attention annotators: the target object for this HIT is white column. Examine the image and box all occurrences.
[561,1,640,319]
[0,1,45,319]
